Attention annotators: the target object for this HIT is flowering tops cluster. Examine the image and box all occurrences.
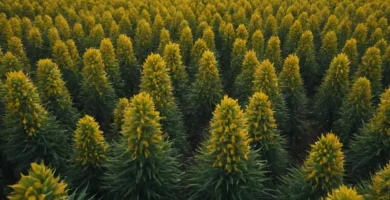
[246,92,278,145]
[253,60,280,97]
[3,71,47,136]
[197,50,220,82]
[140,54,175,109]
[208,96,250,173]
[113,98,130,131]
[324,54,350,89]
[163,43,185,80]
[122,92,164,160]
[36,59,72,108]
[82,48,109,96]
[8,162,68,200]
[370,88,390,141]
[350,78,372,106]
[74,115,108,167]
[305,133,344,190]
[368,162,390,199]
[324,185,363,200]
[279,54,302,91]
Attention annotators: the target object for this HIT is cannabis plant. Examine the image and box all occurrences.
[103,92,182,200]
[187,96,269,200]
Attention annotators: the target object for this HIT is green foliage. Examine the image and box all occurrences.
[55,14,71,40]
[341,38,359,76]
[308,14,321,50]
[277,166,314,200]
[67,115,108,194]
[8,17,21,39]
[3,0,390,198]
[348,88,390,179]
[140,53,175,110]
[51,40,80,94]
[157,28,171,55]
[248,12,262,36]
[52,40,74,72]
[187,96,268,200]
[337,19,353,48]
[1,71,67,172]
[101,11,113,34]
[119,15,132,37]
[383,45,390,88]
[279,54,308,142]
[135,19,152,61]
[265,36,282,73]
[0,17,14,47]
[99,38,124,97]
[179,26,193,66]
[246,92,288,176]
[374,39,388,56]
[116,34,140,97]
[48,27,60,47]
[26,27,43,61]
[315,53,350,130]
[72,23,85,47]
[355,47,383,101]
[189,39,209,81]
[109,21,120,44]
[163,43,188,107]
[80,48,117,132]
[66,39,80,68]
[7,36,30,72]
[324,185,364,200]
[284,20,303,57]
[19,17,31,40]
[250,30,264,60]
[233,50,260,104]
[361,162,390,200]
[140,54,186,150]
[354,7,366,24]
[319,31,338,76]
[353,23,368,56]
[152,14,165,48]
[196,22,209,40]
[321,15,339,38]
[0,52,23,79]
[188,50,223,137]
[202,27,215,51]
[279,13,294,46]
[68,186,96,200]
[227,38,247,93]
[8,162,68,200]
[264,15,278,40]
[211,15,223,49]
[36,59,78,131]
[112,97,130,135]
[236,24,248,40]
[333,77,373,145]
[370,28,384,46]
[253,59,290,135]
[220,23,235,72]
[88,24,104,48]
[109,21,120,42]
[103,92,182,200]
[7,37,25,64]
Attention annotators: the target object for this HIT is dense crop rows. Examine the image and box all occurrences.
[0,0,390,199]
